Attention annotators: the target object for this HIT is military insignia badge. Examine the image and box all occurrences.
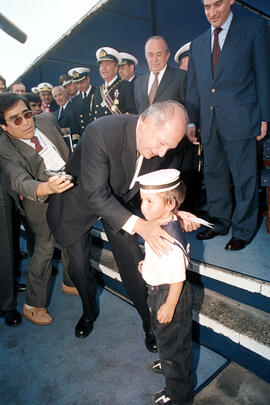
[99,49,107,58]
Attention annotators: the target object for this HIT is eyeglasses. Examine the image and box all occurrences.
[6,110,33,126]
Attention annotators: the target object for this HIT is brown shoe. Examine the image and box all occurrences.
[23,305,53,325]
[62,283,79,296]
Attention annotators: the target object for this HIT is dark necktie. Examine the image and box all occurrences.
[212,27,222,76]
[149,73,159,105]
[30,136,43,152]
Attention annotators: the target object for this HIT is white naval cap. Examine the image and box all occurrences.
[174,42,191,64]
[119,52,138,66]
[68,67,90,83]
[96,47,122,65]
[59,74,73,87]
[138,169,181,193]
[31,86,39,95]
[37,82,53,93]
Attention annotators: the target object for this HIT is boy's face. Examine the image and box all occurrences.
[140,191,174,222]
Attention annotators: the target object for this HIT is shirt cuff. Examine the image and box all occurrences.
[122,215,140,235]
[187,123,195,127]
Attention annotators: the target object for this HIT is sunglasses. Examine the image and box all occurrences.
[6,110,33,126]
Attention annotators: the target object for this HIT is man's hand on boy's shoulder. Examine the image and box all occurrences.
[177,211,201,232]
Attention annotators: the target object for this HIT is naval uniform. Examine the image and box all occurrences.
[72,86,96,134]
[91,77,137,121]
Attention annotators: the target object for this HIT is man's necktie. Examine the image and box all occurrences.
[149,73,159,105]
[30,136,43,153]
[212,27,222,76]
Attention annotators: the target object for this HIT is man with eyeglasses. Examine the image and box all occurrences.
[0,93,74,325]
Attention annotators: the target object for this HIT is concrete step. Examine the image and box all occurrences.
[90,241,270,378]
[91,225,270,312]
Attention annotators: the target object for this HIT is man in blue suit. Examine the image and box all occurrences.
[186,0,270,250]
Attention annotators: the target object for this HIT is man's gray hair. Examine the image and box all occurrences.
[140,100,189,127]
[145,35,170,54]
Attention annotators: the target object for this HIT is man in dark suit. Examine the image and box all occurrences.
[52,85,80,150]
[91,47,137,121]
[47,101,199,347]
[186,0,270,250]
[0,93,74,325]
[134,36,186,114]
[68,67,96,134]
[135,35,200,213]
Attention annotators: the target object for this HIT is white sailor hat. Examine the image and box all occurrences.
[138,169,181,193]
[37,82,53,93]
[96,47,121,65]
[59,74,73,87]
[174,42,191,64]
[31,87,39,95]
[119,52,138,66]
[68,67,90,83]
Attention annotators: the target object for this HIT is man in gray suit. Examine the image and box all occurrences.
[134,36,186,114]
[0,93,73,325]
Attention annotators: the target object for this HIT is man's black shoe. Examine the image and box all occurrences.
[143,322,157,353]
[15,283,27,293]
[196,229,225,240]
[4,309,22,326]
[225,237,249,251]
[20,251,28,259]
[75,314,93,338]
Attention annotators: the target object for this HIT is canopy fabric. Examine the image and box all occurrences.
[16,0,270,89]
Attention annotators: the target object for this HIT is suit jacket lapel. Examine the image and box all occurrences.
[154,66,171,100]
[213,15,241,82]
[142,72,150,105]
[201,29,213,83]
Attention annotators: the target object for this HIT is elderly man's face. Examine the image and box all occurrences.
[203,0,234,28]
[0,100,35,140]
[118,63,134,81]
[99,60,118,83]
[136,109,186,159]
[145,38,170,74]
[12,83,26,94]
[52,87,67,107]
[40,91,52,105]
[78,76,90,93]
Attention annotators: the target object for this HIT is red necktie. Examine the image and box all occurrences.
[30,136,43,152]
[212,27,222,76]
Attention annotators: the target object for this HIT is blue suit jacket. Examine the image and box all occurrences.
[186,15,270,144]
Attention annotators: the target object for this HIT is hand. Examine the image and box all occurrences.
[47,175,74,194]
[138,260,144,274]
[157,303,175,323]
[256,122,268,141]
[187,126,200,145]
[177,210,201,232]
[133,218,174,257]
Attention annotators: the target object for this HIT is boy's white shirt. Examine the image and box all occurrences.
[141,217,188,286]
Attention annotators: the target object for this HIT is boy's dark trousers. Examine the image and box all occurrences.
[147,281,193,405]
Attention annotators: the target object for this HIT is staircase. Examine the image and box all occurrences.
[90,221,270,382]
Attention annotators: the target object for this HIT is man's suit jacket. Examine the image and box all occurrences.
[186,15,270,144]
[134,65,186,113]
[47,114,181,248]
[72,86,96,134]
[55,101,80,135]
[0,112,69,222]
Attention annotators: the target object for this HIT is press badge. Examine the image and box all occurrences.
[40,145,66,171]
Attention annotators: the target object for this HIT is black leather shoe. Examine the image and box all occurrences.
[143,322,157,353]
[75,314,93,338]
[20,251,28,259]
[225,238,249,251]
[196,229,225,240]
[15,283,27,293]
[5,309,22,326]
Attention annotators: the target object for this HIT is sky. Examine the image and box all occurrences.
[0,0,100,86]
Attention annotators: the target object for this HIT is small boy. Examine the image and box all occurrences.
[138,169,193,405]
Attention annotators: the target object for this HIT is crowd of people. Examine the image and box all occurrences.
[0,1,269,403]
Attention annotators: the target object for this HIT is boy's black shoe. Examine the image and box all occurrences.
[152,359,163,374]
[152,389,174,404]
